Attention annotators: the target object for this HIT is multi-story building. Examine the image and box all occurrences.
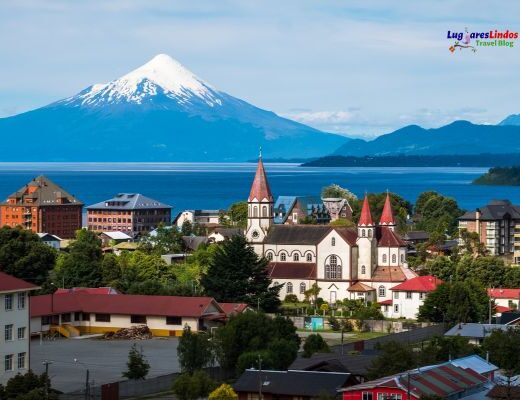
[175,209,223,228]
[0,272,39,385]
[0,176,83,239]
[458,200,519,259]
[86,193,172,235]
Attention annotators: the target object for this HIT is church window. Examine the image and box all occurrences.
[392,254,396,264]
[361,265,366,274]
[300,282,306,294]
[286,282,293,294]
[401,254,405,263]
[383,254,387,263]
[280,252,287,261]
[306,253,312,262]
[362,229,366,237]
[379,286,385,297]
[293,253,299,261]
[368,229,372,237]
[331,237,336,246]
[325,255,342,279]
[253,206,258,217]
[262,206,268,217]
[266,252,273,261]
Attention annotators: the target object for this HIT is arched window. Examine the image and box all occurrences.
[361,265,366,274]
[300,282,306,294]
[383,254,387,263]
[293,253,299,261]
[368,229,372,237]
[325,255,341,279]
[392,254,396,264]
[362,229,366,237]
[379,285,386,297]
[280,252,287,261]
[306,253,312,262]
[253,206,258,217]
[331,237,336,246]
[266,252,273,261]
[262,206,268,217]
[401,254,405,263]
[287,282,293,294]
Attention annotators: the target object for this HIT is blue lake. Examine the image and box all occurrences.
[0,163,518,213]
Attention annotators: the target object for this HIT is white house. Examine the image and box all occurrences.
[0,272,39,385]
[37,233,62,250]
[175,210,222,228]
[488,288,520,313]
[381,275,443,319]
[246,156,416,304]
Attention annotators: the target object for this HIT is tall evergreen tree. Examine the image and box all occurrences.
[201,235,281,311]
[123,344,150,380]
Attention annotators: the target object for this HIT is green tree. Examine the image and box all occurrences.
[122,344,150,380]
[418,335,476,365]
[302,334,330,358]
[268,338,299,370]
[1,370,56,400]
[0,226,57,284]
[172,371,216,400]
[177,326,214,374]
[367,341,416,379]
[219,201,248,228]
[209,384,238,400]
[140,224,183,255]
[414,191,463,236]
[321,184,358,201]
[482,328,520,390]
[54,229,103,288]
[236,350,275,374]
[201,235,281,312]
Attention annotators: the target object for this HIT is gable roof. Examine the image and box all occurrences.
[445,323,514,339]
[378,226,406,247]
[366,266,410,282]
[100,231,132,240]
[289,352,379,377]
[488,288,520,299]
[219,303,249,316]
[267,262,317,279]
[248,157,273,202]
[348,282,375,292]
[0,272,39,293]
[86,193,171,210]
[264,225,331,245]
[459,200,520,221]
[234,369,352,397]
[391,275,443,292]
[3,175,82,206]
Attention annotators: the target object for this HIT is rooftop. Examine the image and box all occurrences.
[3,175,83,206]
[391,275,443,292]
[0,271,39,293]
[86,193,171,210]
[268,262,317,279]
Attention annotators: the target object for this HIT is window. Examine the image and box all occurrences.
[325,255,342,279]
[300,282,306,294]
[74,312,81,321]
[394,292,399,299]
[5,324,13,341]
[4,294,13,311]
[266,252,273,261]
[379,286,386,297]
[306,253,312,262]
[4,355,13,372]
[253,206,258,217]
[17,327,26,340]
[419,293,425,300]
[17,292,26,309]
[392,254,397,264]
[406,292,412,299]
[394,304,399,313]
[331,237,336,246]
[262,206,268,217]
[401,254,405,263]
[95,314,111,322]
[382,254,387,263]
[131,315,147,324]
[280,252,287,261]
[368,229,372,238]
[362,393,373,400]
[293,253,299,261]
[361,265,366,274]
[61,313,71,323]
[286,282,293,294]
[166,316,182,325]
[17,352,26,369]
[362,229,366,237]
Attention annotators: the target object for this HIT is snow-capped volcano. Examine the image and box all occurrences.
[61,54,223,109]
[0,54,348,161]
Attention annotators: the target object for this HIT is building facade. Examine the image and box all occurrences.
[0,272,39,385]
[0,176,83,239]
[246,157,415,304]
[175,209,223,228]
[86,193,171,235]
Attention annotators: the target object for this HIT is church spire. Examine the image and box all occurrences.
[380,192,396,226]
[248,156,273,202]
[358,195,374,226]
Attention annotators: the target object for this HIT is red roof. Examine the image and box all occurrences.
[358,195,374,226]
[219,303,248,316]
[30,292,223,318]
[248,157,273,202]
[0,271,39,293]
[55,287,120,295]
[488,288,520,299]
[347,282,375,292]
[378,226,406,247]
[267,262,316,279]
[379,193,396,225]
[495,305,512,314]
[391,275,443,292]
[379,299,393,305]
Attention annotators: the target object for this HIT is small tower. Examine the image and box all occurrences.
[246,154,274,245]
[379,192,396,231]
[356,195,377,279]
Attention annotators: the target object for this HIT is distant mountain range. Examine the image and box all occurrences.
[0,54,347,162]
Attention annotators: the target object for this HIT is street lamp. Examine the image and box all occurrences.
[74,358,90,400]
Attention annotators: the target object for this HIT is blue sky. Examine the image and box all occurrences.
[0,0,519,138]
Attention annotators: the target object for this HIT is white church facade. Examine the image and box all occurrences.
[245,157,417,306]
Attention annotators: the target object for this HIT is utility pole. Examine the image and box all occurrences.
[407,371,411,400]
[258,355,263,400]
[43,360,53,400]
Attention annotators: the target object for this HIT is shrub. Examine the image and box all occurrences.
[172,371,216,400]
[284,294,299,303]
[302,334,330,358]
[341,319,353,332]
[209,384,238,400]
[327,316,341,331]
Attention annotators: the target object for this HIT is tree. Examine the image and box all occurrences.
[418,335,476,365]
[177,326,214,374]
[321,184,357,202]
[458,229,487,256]
[414,191,463,236]
[0,226,57,284]
[139,224,183,255]
[172,371,216,400]
[367,341,416,379]
[219,201,248,228]
[201,235,281,312]
[304,283,321,305]
[54,229,103,288]
[122,344,150,380]
[209,384,238,400]
[302,334,330,358]
[1,370,56,400]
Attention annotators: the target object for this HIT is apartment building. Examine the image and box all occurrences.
[0,272,39,385]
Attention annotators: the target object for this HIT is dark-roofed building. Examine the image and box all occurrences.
[0,175,83,238]
[273,195,336,225]
[458,200,520,260]
[86,193,171,235]
[234,369,357,400]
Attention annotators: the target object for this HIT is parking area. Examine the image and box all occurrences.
[31,337,180,393]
